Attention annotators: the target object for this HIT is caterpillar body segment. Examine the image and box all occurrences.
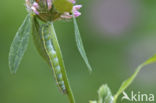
[41,24,67,93]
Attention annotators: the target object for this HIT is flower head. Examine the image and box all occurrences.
[25,0,82,21]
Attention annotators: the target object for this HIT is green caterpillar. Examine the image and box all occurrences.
[32,17,66,93]
[41,24,66,93]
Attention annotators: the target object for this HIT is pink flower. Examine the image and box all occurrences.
[60,4,82,19]
[31,6,39,15]
[73,11,81,17]
[73,5,82,11]
[47,0,52,10]
[32,2,39,9]
[72,5,82,17]
[30,2,40,15]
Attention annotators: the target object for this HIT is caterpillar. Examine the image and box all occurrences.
[41,24,66,93]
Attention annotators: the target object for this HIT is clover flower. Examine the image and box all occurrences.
[25,0,82,21]
[9,1,93,103]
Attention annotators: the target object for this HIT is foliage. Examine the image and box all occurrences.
[90,55,156,103]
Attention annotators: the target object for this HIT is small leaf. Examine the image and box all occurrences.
[32,16,50,64]
[73,15,92,72]
[98,84,113,103]
[9,14,32,74]
[89,84,114,103]
[113,54,156,103]
[53,0,73,13]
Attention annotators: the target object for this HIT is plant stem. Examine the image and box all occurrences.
[49,22,76,103]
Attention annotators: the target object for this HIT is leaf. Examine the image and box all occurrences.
[9,15,32,74]
[32,16,50,64]
[53,0,73,13]
[73,15,92,72]
[113,54,156,103]
[98,84,113,103]
[89,84,114,103]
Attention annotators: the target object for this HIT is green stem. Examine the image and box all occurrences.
[49,22,76,103]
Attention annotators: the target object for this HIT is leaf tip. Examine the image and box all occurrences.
[9,64,17,74]
[88,66,93,74]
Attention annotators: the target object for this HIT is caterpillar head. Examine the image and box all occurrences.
[25,0,82,22]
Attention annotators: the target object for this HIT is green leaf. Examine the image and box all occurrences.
[53,0,73,13]
[113,54,156,103]
[89,84,113,103]
[98,84,113,103]
[32,16,50,64]
[73,15,92,72]
[9,15,32,74]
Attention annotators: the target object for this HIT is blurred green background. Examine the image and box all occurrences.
[1,0,156,103]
